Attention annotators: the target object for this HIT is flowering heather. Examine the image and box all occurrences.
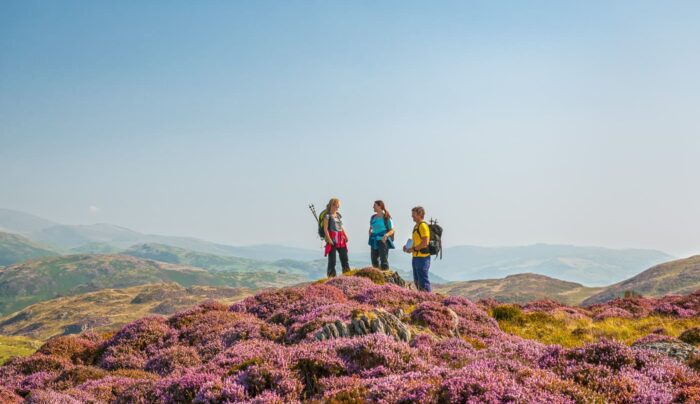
[1,270,699,403]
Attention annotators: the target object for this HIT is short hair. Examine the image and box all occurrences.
[412,206,425,219]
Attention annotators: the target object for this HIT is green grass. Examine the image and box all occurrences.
[493,307,700,347]
[0,335,42,364]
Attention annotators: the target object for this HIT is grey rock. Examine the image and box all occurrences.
[632,340,700,362]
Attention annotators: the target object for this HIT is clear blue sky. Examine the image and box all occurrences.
[1,1,699,256]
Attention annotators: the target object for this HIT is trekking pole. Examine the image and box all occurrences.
[309,204,319,224]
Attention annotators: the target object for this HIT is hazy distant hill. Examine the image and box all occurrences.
[434,273,603,305]
[70,242,121,254]
[0,254,305,315]
[395,244,673,286]
[123,243,322,277]
[0,208,320,260]
[0,209,675,287]
[0,208,56,235]
[0,283,252,341]
[0,231,59,266]
[582,255,700,305]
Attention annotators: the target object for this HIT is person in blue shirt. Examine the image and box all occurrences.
[368,200,395,270]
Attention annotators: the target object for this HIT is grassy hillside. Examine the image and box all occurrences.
[0,254,305,315]
[582,255,700,305]
[0,231,59,266]
[122,243,318,275]
[0,283,252,341]
[434,273,602,305]
[0,335,42,365]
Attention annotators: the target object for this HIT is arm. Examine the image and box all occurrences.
[382,219,395,241]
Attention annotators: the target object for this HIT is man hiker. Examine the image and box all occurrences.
[404,206,432,291]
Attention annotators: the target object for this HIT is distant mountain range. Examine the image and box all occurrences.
[396,244,673,286]
[0,208,676,286]
[0,208,320,261]
[582,255,700,305]
[434,273,603,305]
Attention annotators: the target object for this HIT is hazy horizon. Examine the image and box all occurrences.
[2,1,699,257]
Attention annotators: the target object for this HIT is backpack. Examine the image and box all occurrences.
[317,209,328,239]
[414,219,443,259]
[317,211,342,240]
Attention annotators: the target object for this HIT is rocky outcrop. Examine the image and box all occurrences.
[314,308,411,342]
[632,340,700,362]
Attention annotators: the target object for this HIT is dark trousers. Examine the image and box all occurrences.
[412,256,432,292]
[370,242,390,270]
[327,245,350,277]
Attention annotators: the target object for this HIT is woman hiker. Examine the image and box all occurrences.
[368,200,395,270]
[323,198,350,277]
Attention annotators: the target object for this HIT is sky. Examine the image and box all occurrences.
[1,1,699,257]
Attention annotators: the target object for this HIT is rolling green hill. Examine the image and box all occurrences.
[0,283,252,341]
[0,254,305,315]
[0,231,59,266]
[0,335,42,365]
[582,255,700,305]
[122,243,312,274]
[434,273,603,305]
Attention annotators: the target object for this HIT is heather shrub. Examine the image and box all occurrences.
[491,304,523,322]
[6,354,72,376]
[154,371,220,403]
[145,345,201,376]
[349,267,387,284]
[680,327,700,345]
[410,301,459,337]
[52,365,107,390]
[230,288,305,320]
[37,335,100,365]
[325,275,379,299]
[0,386,22,403]
[99,316,176,370]
[233,363,302,400]
[355,283,435,310]
[332,334,420,373]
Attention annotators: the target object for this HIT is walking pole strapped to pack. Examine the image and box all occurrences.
[309,204,319,225]
[309,204,326,246]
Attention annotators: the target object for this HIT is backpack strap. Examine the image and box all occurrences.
[413,221,426,237]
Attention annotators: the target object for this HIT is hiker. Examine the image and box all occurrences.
[368,200,395,270]
[404,206,432,291]
[323,198,350,277]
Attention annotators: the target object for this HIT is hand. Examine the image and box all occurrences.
[325,237,333,244]
[403,247,411,253]
[381,235,388,243]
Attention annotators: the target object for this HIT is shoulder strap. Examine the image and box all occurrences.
[414,221,425,237]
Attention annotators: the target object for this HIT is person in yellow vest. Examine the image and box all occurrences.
[403,206,431,291]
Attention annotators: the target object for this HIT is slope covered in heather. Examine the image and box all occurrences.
[0,254,305,316]
[582,255,700,305]
[1,268,698,403]
[0,232,59,266]
[434,272,602,305]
